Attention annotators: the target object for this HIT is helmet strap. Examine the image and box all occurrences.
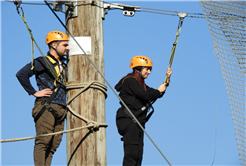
[135,66,144,78]
[51,41,62,57]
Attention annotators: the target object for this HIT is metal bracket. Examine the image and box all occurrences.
[68,1,78,18]
[52,0,78,18]
[53,1,63,12]
[104,3,139,18]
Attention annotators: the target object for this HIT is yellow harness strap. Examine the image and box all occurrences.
[46,56,60,77]
[46,56,67,86]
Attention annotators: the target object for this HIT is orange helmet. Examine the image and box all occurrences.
[45,31,69,44]
[129,55,153,68]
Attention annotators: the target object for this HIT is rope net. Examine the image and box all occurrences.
[199,1,245,165]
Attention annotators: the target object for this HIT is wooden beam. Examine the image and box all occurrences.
[66,1,106,165]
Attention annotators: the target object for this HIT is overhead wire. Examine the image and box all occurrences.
[4,0,52,5]
[138,9,180,17]
[103,1,245,20]
[4,0,98,5]
[103,1,207,19]
[140,6,204,16]
[139,9,206,19]
[139,6,207,19]
[5,0,207,19]
[6,0,244,20]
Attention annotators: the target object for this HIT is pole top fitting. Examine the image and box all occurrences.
[178,12,187,18]
[14,0,22,6]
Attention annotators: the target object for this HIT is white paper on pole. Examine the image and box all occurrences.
[69,36,92,56]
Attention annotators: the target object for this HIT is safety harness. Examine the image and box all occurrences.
[121,104,154,137]
[34,84,60,123]
[34,55,67,123]
[119,76,155,136]
[123,104,154,123]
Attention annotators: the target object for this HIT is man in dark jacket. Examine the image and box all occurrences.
[16,31,69,166]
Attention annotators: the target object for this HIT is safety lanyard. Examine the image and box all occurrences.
[147,13,187,108]
[164,12,187,84]
[14,2,66,87]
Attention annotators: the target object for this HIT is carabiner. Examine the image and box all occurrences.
[14,0,24,15]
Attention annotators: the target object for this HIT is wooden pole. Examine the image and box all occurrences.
[66,1,106,165]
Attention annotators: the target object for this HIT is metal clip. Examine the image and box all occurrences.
[177,12,187,28]
[44,102,53,112]
[14,0,24,15]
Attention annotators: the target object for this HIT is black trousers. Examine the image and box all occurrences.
[117,117,144,166]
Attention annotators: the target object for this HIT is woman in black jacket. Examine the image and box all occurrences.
[115,55,172,166]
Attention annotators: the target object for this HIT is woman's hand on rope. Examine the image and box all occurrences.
[165,68,172,84]
[33,88,53,97]
[158,68,172,93]
[166,68,172,78]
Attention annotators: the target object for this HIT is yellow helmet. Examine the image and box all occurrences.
[45,31,68,44]
[130,55,153,68]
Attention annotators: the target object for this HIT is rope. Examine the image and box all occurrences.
[164,16,184,83]
[66,81,108,125]
[0,123,107,143]
[66,81,108,105]
[148,15,186,111]
[1,81,108,143]
[211,48,220,166]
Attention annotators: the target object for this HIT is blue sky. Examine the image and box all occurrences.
[1,1,241,166]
